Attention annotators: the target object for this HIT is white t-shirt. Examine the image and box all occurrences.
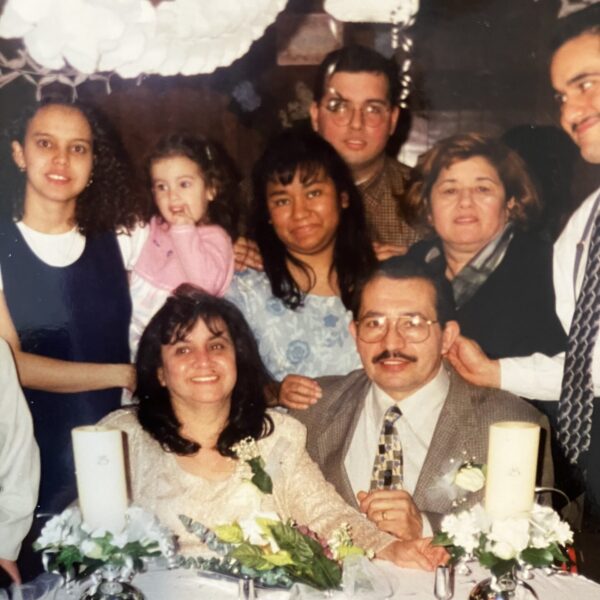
[0,222,148,289]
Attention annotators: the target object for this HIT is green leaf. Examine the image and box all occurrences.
[230,543,274,571]
[248,457,273,494]
[549,543,569,563]
[264,550,294,566]
[268,522,315,563]
[490,559,517,579]
[214,523,244,544]
[432,532,452,547]
[521,547,554,568]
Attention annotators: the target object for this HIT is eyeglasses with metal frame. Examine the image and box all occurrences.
[355,313,439,344]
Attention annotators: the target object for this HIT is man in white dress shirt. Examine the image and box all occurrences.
[0,338,39,587]
[447,4,600,532]
[291,257,552,540]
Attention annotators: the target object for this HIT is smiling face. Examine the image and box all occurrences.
[11,104,93,213]
[429,156,512,257]
[157,317,237,415]
[551,32,600,164]
[266,168,348,260]
[310,71,399,182]
[151,154,214,225]
[351,276,458,401]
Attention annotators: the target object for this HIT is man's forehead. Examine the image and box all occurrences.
[551,32,600,88]
[360,276,437,313]
[323,70,390,101]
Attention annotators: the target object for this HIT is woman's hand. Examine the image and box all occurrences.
[233,237,263,271]
[373,242,409,261]
[357,489,423,541]
[377,538,448,571]
[0,559,21,584]
[446,335,500,388]
[279,374,322,410]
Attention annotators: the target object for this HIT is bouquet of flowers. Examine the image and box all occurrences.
[180,513,367,591]
[34,506,174,581]
[433,502,573,577]
[177,436,370,591]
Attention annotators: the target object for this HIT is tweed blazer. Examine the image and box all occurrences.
[290,366,554,530]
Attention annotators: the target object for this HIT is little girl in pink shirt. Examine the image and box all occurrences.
[129,134,237,356]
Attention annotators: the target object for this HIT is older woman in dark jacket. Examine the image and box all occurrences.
[405,133,566,362]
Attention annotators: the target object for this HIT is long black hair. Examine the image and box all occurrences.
[144,133,239,240]
[252,128,376,310]
[0,95,142,234]
[135,284,273,456]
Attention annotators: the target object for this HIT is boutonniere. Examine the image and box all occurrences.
[231,437,273,494]
[453,462,486,493]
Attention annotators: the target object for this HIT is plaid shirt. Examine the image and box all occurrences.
[358,156,421,247]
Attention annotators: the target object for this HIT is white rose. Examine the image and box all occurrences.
[490,541,518,560]
[442,510,482,554]
[81,540,105,560]
[454,466,485,493]
[488,517,530,559]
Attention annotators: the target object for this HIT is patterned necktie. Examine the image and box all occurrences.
[557,209,600,464]
[370,405,403,490]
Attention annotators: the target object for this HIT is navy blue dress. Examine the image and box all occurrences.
[0,219,131,513]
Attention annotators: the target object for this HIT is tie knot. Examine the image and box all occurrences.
[384,405,402,426]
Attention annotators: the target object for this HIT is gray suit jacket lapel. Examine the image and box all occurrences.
[413,369,482,514]
[316,372,371,509]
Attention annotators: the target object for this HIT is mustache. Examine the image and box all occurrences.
[372,349,418,365]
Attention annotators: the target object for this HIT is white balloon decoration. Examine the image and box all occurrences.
[0,0,287,88]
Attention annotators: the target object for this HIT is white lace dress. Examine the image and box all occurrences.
[99,409,394,555]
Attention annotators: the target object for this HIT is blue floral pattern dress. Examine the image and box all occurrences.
[226,270,361,380]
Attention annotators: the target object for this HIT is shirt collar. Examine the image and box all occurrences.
[370,364,450,430]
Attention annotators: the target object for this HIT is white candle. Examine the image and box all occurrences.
[484,421,540,519]
[72,426,128,533]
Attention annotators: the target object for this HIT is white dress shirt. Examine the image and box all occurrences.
[500,187,600,400]
[0,338,40,560]
[344,366,450,534]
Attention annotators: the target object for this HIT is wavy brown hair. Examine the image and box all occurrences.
[405,133,541,236]
[0,96,142,235]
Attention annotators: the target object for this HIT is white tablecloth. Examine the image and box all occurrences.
[4,561,599,600]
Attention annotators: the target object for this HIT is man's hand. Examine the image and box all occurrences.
[279,374,322,410]
[376,538,448,571]
[233,237,263,272]
[358,489,423,541]
[0,558,21,584]
[446,335,501,388]
[373,242,409,261]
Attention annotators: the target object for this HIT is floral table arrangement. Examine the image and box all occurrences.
[177,437,370,592]
[34,506,175,599]
[433,421,574,599]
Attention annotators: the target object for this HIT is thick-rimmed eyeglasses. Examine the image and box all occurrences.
[356,313,439,344]
[322,96,391,128]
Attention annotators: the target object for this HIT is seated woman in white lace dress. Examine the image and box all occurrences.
[101,285,445,570]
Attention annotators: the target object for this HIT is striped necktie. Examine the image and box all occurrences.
[370,405,403,490]
[557,210,600,463]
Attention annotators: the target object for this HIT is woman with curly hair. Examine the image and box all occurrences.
[0,96,141,514]
[226,129,377,409]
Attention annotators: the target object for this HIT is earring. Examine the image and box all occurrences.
[85,177,93,188]
[18,165,25,173]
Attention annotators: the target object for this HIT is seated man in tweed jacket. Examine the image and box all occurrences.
[290,257,553,540]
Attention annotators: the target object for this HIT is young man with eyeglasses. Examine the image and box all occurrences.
[309,45,420,259]
[290,256,552,541]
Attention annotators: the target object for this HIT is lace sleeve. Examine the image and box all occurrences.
[270,413,394,554]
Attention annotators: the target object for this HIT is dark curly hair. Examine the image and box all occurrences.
[135,284,273,456]
[252,128,376,310]
[405,132,541,236]
[144,134,239,240]
[0,95,142,235]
